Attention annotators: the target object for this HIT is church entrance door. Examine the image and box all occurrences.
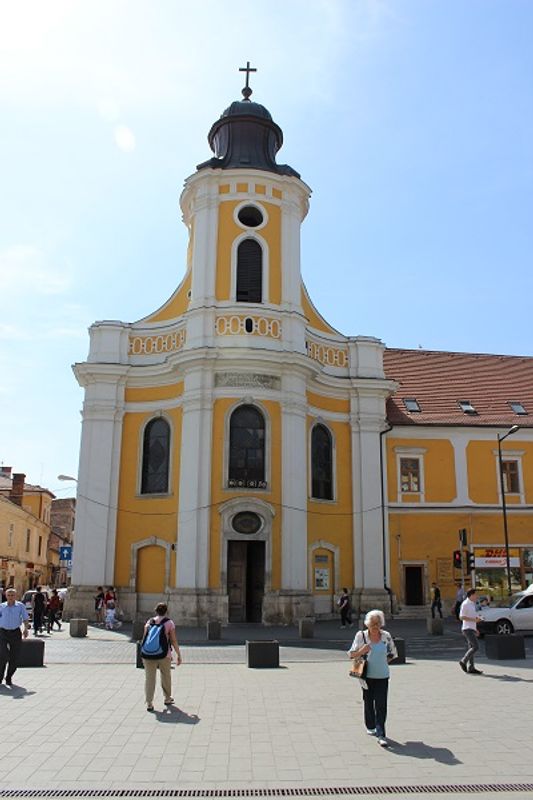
[227,540,265,623]
[404,564,424,605]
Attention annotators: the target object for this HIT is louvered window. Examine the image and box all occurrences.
[236,239,262,303]
[311,424,333,500]
[141,418,170,494]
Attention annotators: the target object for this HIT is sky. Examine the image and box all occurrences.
[1,0,532,494]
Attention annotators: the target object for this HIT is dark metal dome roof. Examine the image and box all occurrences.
[197,97,299,178]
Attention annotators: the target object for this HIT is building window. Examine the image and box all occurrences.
[228,405,266,488]
[400,458,420,493]
[509,401,527,415]
[458,400,477,414]
[502,460,520,494]
[26,529,31,552]
[236,239,262,303]
[8,524,14,547]
[38,536,42,557]
[141,417,170,494]
[311,424,333,500]
[403,398,421,413]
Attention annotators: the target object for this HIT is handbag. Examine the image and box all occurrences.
[349,631,368,679]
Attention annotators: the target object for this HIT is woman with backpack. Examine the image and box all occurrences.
[140,602,182,711]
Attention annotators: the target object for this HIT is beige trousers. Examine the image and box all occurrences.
[143,657,172,704]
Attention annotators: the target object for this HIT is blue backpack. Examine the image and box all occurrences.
[140,617,169,659]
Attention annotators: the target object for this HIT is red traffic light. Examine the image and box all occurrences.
[453,549,462,569]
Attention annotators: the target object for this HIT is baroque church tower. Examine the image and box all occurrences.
[69,67,396,623]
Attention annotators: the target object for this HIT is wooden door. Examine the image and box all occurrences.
[246,541,265,623]
[405,565,424,605]
[228,541,247,622]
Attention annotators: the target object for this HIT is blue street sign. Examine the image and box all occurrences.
[60,546,72,561]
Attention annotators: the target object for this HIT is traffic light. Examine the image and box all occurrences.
[459,528,467,546]
[453,550,462,569]
[466,552,475,573]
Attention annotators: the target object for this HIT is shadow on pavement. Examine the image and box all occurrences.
[386,739,462,764]
[153,707,200,725]
[482,672,533,683]
[0,684,36,700]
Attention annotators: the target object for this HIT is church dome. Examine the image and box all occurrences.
[196,74,299,178]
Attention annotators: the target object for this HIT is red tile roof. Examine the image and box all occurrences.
[384,348,533,427]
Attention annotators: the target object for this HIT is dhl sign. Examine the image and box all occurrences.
[475,547,520,568]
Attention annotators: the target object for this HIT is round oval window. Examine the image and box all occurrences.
[237,205,264,228]
[232,511,262,534]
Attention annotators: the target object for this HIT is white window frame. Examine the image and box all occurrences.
[308,420,337,503]
[493,449,525,504]
[394,447,427,502]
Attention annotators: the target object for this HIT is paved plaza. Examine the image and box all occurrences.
[0,621,532,799]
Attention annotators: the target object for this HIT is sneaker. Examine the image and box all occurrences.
[146,704,154,712]
[459,661,468,673]
[164,697,174,705]
[468,667,483,675]
[377,737,388,747]
[366,728,377,735]
[5,677,12,686]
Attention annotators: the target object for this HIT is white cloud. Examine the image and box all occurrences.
[0,246,70,297]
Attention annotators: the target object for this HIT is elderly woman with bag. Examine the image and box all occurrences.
[349,609,397,747]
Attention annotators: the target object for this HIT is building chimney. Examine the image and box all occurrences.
[0,466,12,477]
[10,473,25,506]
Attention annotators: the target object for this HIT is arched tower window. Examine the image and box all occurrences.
[236,239,262,303]
[311,424,333,500]
[141,418,170,494]
[229,405,265,487]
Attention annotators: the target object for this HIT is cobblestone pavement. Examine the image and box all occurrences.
[0,621,532,798]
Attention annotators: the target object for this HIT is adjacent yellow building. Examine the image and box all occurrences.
[68,79,533,623]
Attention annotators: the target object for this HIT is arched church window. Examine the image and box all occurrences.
[141,417,170,494]
[228,405,266,488]
[311,424,333,500]
[236,239,262,303]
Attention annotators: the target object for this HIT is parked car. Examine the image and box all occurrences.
[478,585,533,635]
[22,588,50,620]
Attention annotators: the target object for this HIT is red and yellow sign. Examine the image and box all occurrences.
[474,548,520,568]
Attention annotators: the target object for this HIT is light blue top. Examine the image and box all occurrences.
[365,640,389,679]
[0,601,29,630]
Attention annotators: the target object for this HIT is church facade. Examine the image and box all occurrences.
[68,79,533,624]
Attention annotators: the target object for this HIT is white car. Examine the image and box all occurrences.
[478,585,533,635]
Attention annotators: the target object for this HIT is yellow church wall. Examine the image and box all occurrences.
[307,418,354,589]
[301,285,339,335]
[125,382,184,403]
[387,438,456,503]
[389,510,533,603]
[215,199,282,304]
[114,408,181,588]
[209,398,282,591]
[307,391,350,414]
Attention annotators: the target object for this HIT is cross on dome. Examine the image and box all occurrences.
[239,61,257,100]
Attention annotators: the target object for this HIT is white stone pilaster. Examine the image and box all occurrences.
[186,177,219,308]
[175,366,214,589]
[71,371,126,586]
[281,370,308,590]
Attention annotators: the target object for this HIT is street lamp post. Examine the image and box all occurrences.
[497,425,519,597]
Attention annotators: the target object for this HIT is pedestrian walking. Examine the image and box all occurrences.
[431,582,443,618]
[454,586,466,620]
[104,601,122,630]
[0,588,30,685]
[94,586,105,624]
[32,586,46,635]
[46,589,62,632]
[459,588,483,675]
[140,602,182,712]
[349,609,398,747]
[338,588,353,628]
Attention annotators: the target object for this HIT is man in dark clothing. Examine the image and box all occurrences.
[32,587,46,635]
[338,588,353,629]
[431,582,443,619]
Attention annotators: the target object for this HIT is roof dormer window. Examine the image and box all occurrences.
[403,398,421,413]
[509,401,527,415]
[458,400,477,415]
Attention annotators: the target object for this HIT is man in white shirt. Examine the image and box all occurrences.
[459,588,483,675]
